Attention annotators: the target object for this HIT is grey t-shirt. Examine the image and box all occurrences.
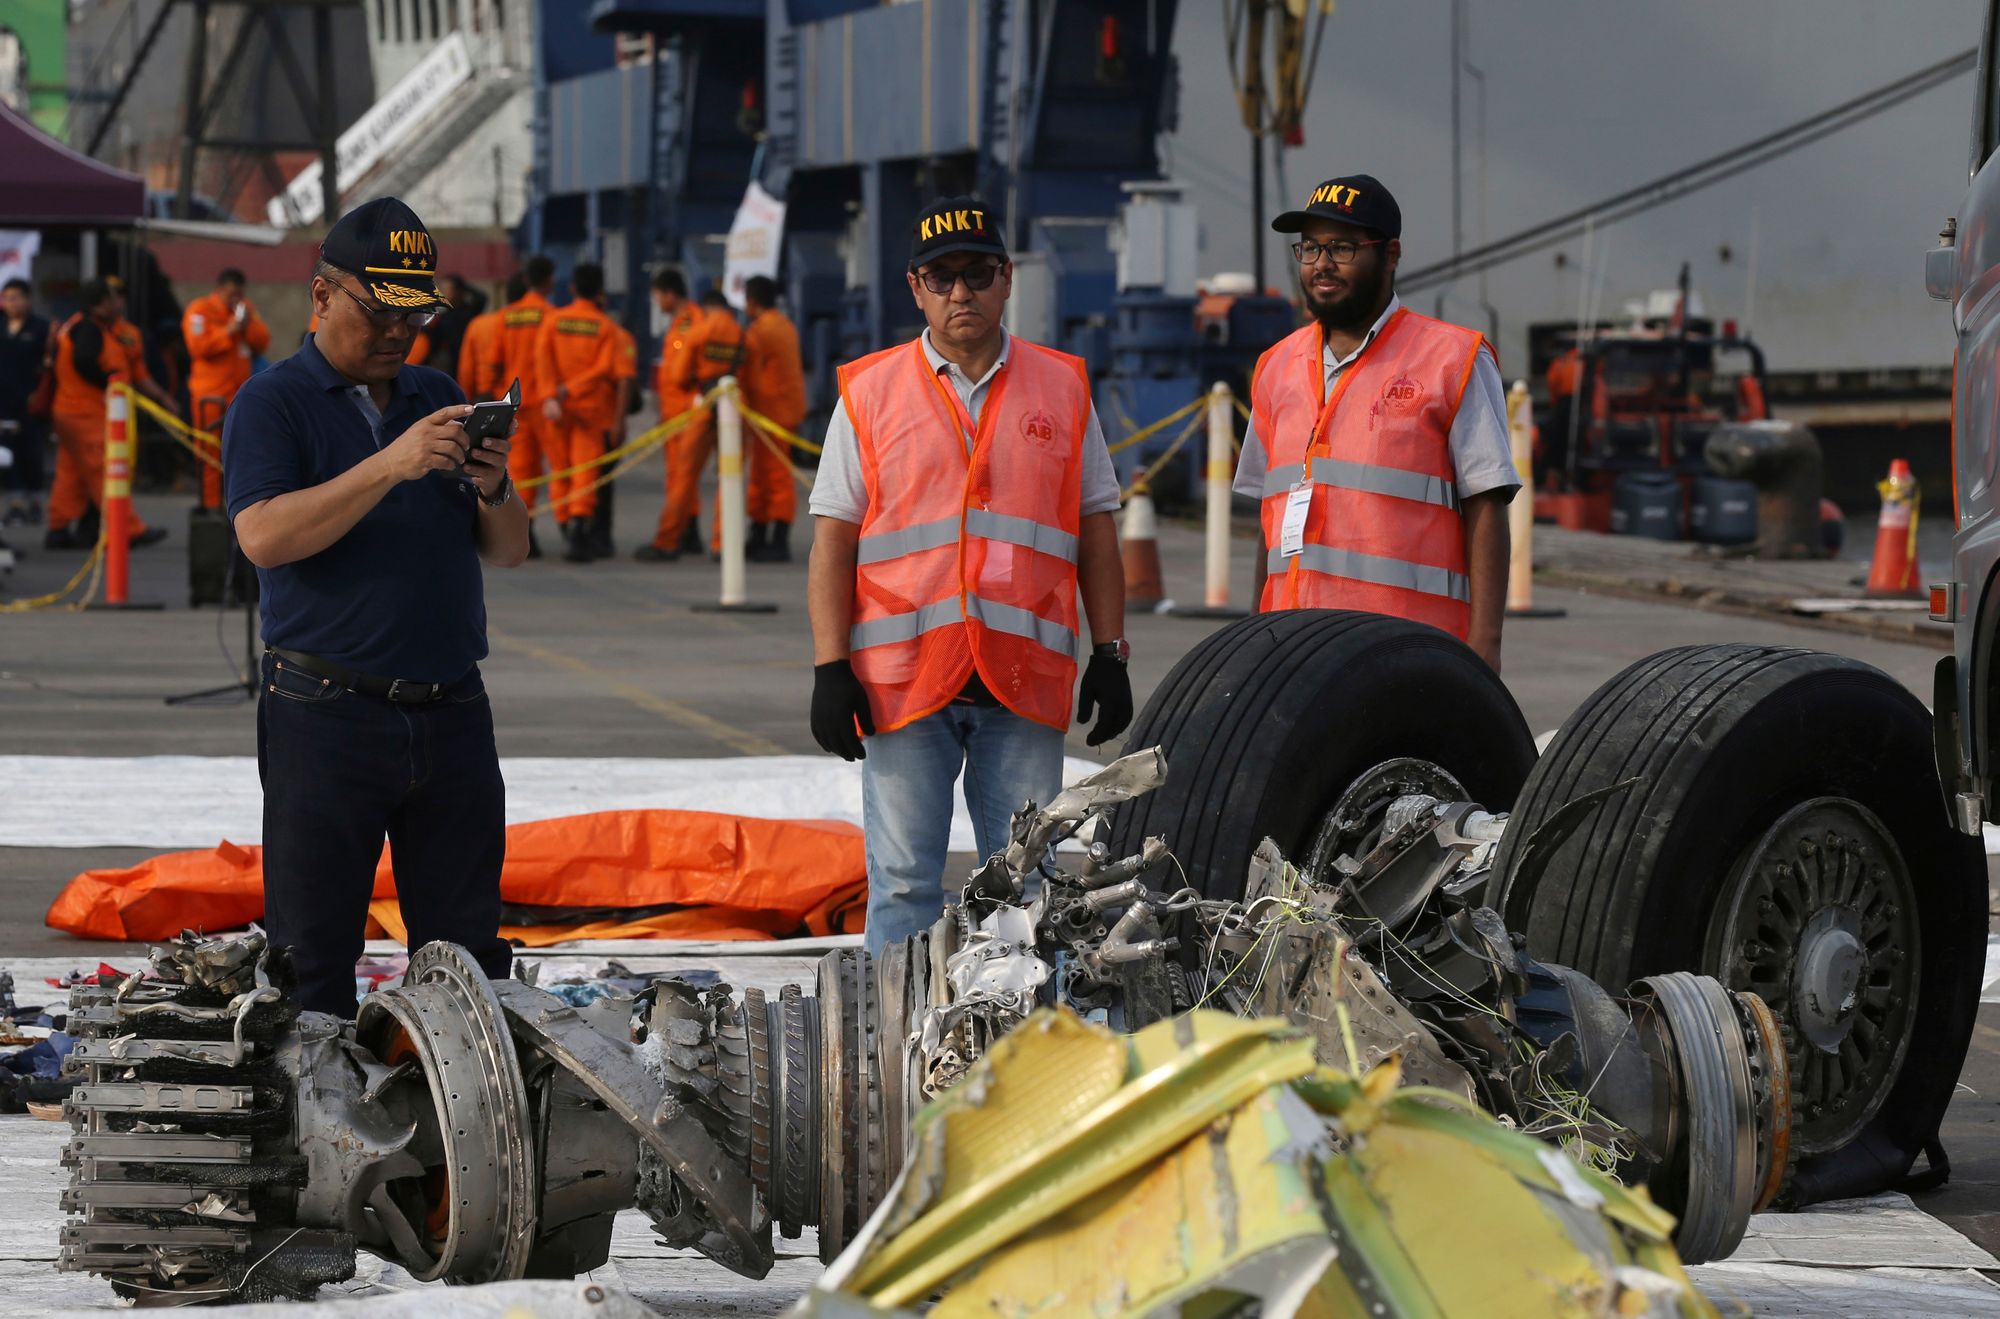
[1231,295,1520,503]
[809,329,1122,523]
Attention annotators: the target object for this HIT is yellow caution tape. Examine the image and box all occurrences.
[1104,395,1206,457]
[1118,406,1207,502]
[735,398,823,456]
[125,385,224,471]
[0,523,108,613]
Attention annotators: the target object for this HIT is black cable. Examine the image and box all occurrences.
[1401,47,1976,293]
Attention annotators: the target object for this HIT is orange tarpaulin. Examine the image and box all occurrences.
[46,810,868,943]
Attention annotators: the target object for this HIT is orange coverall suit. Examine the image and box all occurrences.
[456,308,504,401]
[48,315,153,534]
[654,306,745,551]
[646,302,703,550]
[183,293,271,508]
[534,300,620,521]
[490,291,553,513]
[740,307,806,528]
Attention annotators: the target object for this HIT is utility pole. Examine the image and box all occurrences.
[1244,0,1268,292]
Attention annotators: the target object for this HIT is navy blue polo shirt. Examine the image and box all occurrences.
[223,335,485,683]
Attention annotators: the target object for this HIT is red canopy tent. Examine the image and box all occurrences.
[0,97,144,225]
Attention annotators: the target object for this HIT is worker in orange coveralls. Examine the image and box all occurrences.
[534,261,620,563]
[636,268,704,562]
[582,314,640,561]
[493,256,557,559]
[738,274,805,563]
[456,273,521,403]
[182,267,271,509]
[649,287,744,560]
[45,277,178,549]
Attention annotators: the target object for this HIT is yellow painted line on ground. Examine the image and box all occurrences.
[487,627,788,756]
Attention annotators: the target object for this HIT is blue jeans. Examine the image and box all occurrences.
[257,652,511,1017]
[861,704,1065,954]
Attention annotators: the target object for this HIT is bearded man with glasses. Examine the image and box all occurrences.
[807,196,1132,952]
[222,197,528,1016]
[1234,174,1519,671]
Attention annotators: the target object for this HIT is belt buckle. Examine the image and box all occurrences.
[386,678,409,703]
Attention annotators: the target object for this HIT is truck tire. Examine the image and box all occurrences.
[1492,644,1985,1205]
[1105,609,1537,905]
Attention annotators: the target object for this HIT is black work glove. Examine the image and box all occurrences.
[1075,654,1133,748]
[811,659,875,761]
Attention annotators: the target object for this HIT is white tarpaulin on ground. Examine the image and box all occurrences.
[0,754,1106,851]
[720,181,785,310]
[268,33,472,228]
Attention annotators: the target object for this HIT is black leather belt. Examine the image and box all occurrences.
[269,648,453,704]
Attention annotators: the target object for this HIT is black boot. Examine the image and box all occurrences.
[590,508,613,560]
[745,521,769,561]
[678,517,703,556]
[526,524,543,560]
[755,520,792,563]
[561,519,593,563]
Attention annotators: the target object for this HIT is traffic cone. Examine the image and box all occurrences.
[1865,458,1922,597]
[1122,483,1164,610]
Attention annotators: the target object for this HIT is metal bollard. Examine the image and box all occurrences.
[1169,383,1248,619]
[1505,379,1563,619]
[691,378,777,615]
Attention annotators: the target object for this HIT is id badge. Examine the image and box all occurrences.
[1279,480,1312,559]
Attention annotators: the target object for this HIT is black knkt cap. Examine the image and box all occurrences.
[909,195,1007,269]
[319,196,449,309]
[1271,174,1402,240]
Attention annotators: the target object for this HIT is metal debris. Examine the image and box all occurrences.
[57,749,1788,1304]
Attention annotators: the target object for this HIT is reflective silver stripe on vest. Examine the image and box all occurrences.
[1261,459,1458,509]
[965,596,1078,658]
[849,598,965,651]
[849,595,1077,658]
[857,511,1079,566]
[1266,544,1471,602]
[964,509,1079,562]
[856,517,961,566]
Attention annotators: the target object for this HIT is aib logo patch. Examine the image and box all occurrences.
[1021,410,1057,449]
[1382,374,1425,413]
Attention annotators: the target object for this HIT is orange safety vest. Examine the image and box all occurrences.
[841,337,1090,734]
[54,314,148,419]
[1250,307,1488,637]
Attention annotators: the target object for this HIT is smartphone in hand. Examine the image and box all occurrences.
[463,378,521,445]
[456,379,520,479]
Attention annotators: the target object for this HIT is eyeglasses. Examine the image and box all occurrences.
[1292,238,1385,266]
[325,278,439,330]
[916,262,1002,295]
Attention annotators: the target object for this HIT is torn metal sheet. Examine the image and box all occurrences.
[807,1009,1718,1319]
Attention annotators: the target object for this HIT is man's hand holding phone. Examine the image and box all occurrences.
[460,379,520,500]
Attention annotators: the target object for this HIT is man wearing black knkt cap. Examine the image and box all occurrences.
[223,197,529,1016]
[807,196,1132,953]
[1235,174,1518,670]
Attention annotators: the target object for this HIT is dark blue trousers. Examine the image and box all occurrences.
[257,652,510,1016]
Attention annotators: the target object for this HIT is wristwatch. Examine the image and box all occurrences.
[479,473,514,508]
[1092,638,1131,663]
